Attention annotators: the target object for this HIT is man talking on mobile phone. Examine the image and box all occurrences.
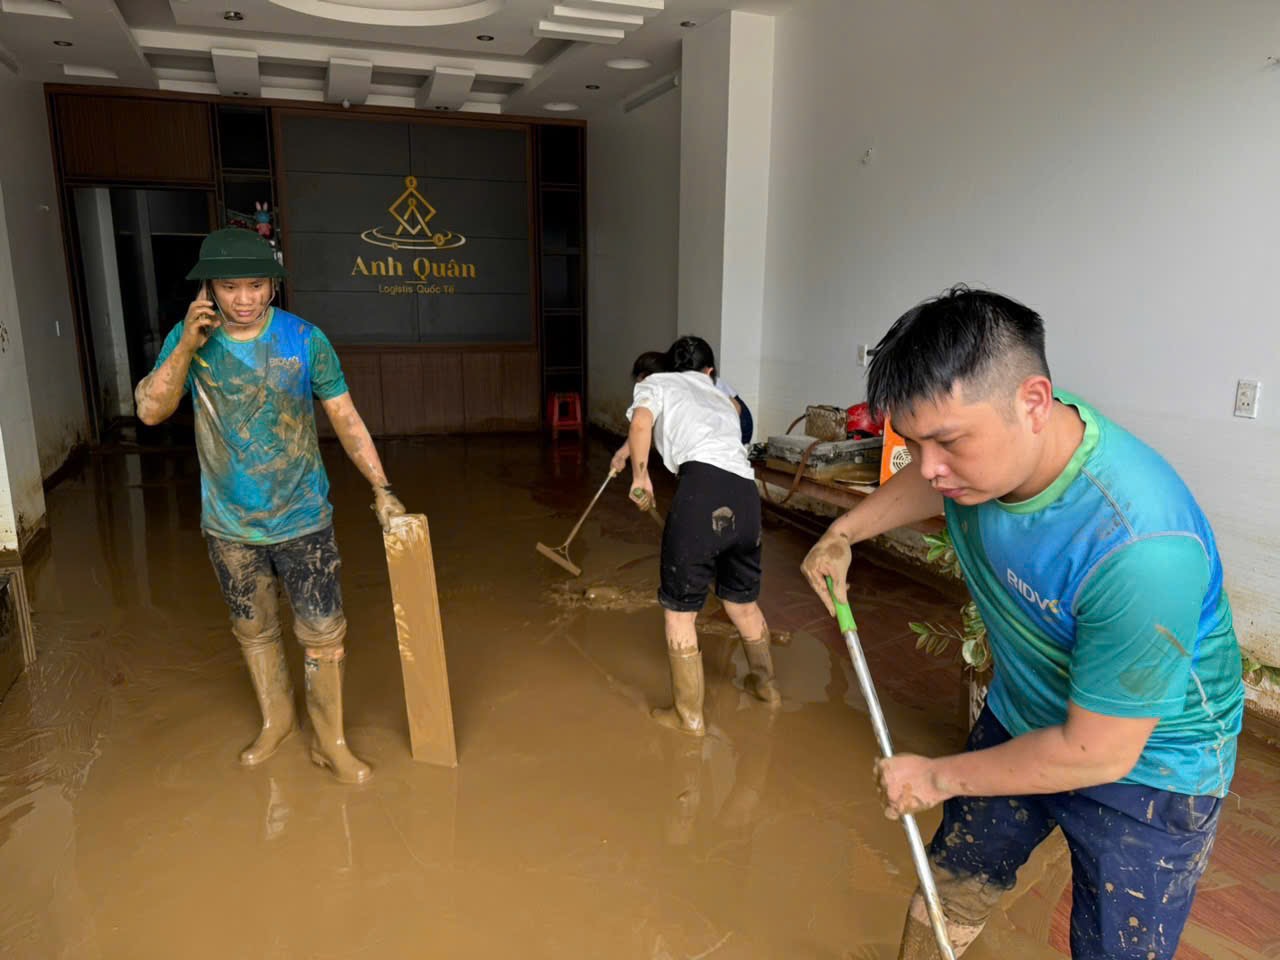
[135,227,406,784]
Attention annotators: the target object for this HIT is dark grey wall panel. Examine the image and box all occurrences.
[280,116,409,174]
[289,291,415,344]
[417,294,531,342]
[279,112,532,344]
[284,172,411,234]
[408,124,527,181]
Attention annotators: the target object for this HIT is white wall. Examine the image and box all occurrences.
[760,0,1280,660]
[0,184,47,551]
[586,83,682,433]
[716,14,774,411]
[0,69,87,479]
[678,11,776,414]
[75,188,133,420]
[677,16,731,353]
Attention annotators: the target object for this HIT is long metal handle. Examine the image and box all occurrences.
[560,470,617,549]
[828,580,956,960]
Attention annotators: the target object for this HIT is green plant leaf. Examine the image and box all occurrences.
[922,532,949,551]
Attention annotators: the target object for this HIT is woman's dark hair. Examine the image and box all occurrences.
[666,335,716,376]
[631,351,668,381]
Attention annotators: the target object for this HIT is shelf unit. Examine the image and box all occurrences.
[212,105,284,306]
[534,125,587,418]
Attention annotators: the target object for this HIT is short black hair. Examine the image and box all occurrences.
[631,351,668,381]
[866,286,1050,418]
[666,335,716,376]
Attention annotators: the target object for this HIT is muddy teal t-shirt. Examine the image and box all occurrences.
[946,393,1244,798]
[153,309,349,545]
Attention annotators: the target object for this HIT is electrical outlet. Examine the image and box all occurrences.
[1234,379,1261,419]
[857,344,874,368]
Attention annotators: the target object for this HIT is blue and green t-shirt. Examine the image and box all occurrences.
[947,393,1244,798]
[153,308,349,545]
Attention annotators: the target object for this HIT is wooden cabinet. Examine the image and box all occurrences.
[54,95,214,184]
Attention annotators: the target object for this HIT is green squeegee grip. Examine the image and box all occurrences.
[825,577,858,634]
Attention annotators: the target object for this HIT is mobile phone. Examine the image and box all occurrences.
[194,282,219,331]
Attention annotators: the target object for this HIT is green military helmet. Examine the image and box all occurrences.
[186,227,287,281]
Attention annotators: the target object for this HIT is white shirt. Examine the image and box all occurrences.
[627,371,754,481]
[715,379,737,400]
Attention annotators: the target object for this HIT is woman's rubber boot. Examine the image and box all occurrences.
[239,641,298,766]
[652,648,706,737]
[304,654,372,784]
[742,630,782,705]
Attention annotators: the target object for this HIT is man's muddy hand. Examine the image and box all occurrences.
[372,486,407,531]
[182,287,220,349]
[801,528,853,617]
[875,754,948,820]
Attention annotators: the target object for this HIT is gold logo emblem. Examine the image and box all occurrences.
[360,176,467,250]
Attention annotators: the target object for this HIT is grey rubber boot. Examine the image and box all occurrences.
[652,648,706,737]
[239,641,298,766]
[742,629,781,705]
[304,655,372,784]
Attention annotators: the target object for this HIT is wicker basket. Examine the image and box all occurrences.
[804,404,847,442]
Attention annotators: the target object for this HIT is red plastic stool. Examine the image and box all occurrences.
[547,391,583,440]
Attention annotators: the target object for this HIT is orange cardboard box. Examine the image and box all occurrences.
[879,417,913,485]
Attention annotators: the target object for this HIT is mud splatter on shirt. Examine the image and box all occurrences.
[153,308,348,544]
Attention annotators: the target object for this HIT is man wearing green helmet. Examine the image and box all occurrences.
[135,227,406,784]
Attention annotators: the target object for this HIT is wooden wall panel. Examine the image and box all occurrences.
[380,353,427,435]
[462,353,504,432]
[502,351,541,429]
[421,354,465,434]
[340,353,385,435]
[53,95,213,184]
[318,349,537,438]
[55,96,119,180]
[112,100,214,183]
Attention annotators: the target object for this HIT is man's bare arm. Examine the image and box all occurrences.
[321,392,406,529]
[136,289,219,424]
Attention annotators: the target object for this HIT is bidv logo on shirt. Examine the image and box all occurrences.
[1007,569,1062,617]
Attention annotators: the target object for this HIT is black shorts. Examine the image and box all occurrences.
[659,461,762,612]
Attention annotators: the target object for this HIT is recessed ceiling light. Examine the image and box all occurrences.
[543,102,579,112]
[476,34,494,41]
[585,83,600,90]
[680,20,697,27]
[53,40,73,47]
[605,58,651,71]
[223,10,244,21]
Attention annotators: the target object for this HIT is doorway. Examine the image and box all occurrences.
[70,187,214,443]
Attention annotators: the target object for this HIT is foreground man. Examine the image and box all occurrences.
[136,228,405,784]
[802,288,1243,959]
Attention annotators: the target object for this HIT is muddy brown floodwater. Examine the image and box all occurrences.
[0,437,1274,959]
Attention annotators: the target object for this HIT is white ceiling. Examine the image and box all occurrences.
[0,0,792,117]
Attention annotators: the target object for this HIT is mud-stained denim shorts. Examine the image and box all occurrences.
[205,526,346,649]
[929,707,1222,960]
